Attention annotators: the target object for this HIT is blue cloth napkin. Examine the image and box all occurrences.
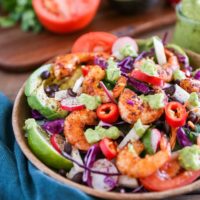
[0,92,96,200]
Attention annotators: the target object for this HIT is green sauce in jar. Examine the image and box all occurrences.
[173,0,200,53]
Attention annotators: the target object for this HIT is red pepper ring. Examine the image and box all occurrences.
[165,102,187,128]
[99,138,117,160]
[97,103,119,124]
[81,65,90,76]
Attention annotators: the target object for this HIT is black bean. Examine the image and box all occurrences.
[188,112,198,123]
[72,172,83,183]
[48,92,55,98]
[174,80,180,85]
[164,85,175,96]
[50,84,59,92]
[64,142,72,155]
[44,86,51,94]
[41,71,50,80]
[154,120,170,135]
[58,169,66,177]
[164,121,171,135]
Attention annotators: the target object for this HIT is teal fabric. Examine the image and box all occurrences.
[0,92,95,200]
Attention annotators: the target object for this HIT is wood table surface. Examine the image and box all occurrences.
[0,1,200,200]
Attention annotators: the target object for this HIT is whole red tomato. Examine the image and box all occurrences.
[32,0,100,34]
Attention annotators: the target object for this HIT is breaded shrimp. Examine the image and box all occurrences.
[82,65,111,103]
[180,78,200,95]
[53,52,108,79]
[118,89,165,125]
[64,109,98,151]
[116,138,171,178]
[158,49,180,82]
[140,102,164,125]
[113,76,127,99]
[118,89,143,124]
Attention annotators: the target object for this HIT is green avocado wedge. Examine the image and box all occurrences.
[24,118,73,171]
[25,64,68,120]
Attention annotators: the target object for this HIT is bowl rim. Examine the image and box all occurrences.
[12,76,200,200]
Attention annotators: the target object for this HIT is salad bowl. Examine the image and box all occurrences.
[12,34,200,199]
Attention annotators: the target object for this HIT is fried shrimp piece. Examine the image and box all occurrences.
[113,76,127,99]
[118,89,164,125]
[64,109,97,151]
[82,65,110,103]
[180,78,200,95]
[53,52,107,79]
[116,138,171,178]
[158,49,180,82]
[140,102,164,125]
[118,89,143,124]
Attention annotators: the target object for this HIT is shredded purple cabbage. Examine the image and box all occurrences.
[162,32,169,45]
[134,51,146,62]
[94,56,108,69]
[128,77,152,94]
[132,185,147,193]
[83,144,101,185]
[194,70,200,80]
[62,151,120,176]
[104,176,117,189]
[171,51,192,71]
[42,119,64,134]
[115,121,127,125]
[177,127,193,147]
[134,49,156,64]
[118,56,134,73]
[127,99,134,106]
[31,109,44,120]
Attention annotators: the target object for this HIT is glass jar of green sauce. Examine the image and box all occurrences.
[173,2,200,54]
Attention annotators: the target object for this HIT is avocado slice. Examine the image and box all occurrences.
[25,64,68,119]
[25,118,73,170]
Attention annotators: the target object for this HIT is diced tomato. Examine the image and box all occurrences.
[97,103,119,124]
[72,32,118,53]
[165,102,187,128]
[32,0,100,33]
[131,70,164,87]
[100,138,117,160]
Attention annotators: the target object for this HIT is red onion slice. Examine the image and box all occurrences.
[61,97,85,111]
[99,81,116,104]
[72,76,84,93]
[112,37,138,60]
[91,159,118,191]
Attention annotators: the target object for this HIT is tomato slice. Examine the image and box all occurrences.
[72,32,118,53]
[32,0,100,33]
[140,167,200,191]
[100,138,117,160]
[165,102,187,128]
[131,70,164,87]
[97,103,119,124]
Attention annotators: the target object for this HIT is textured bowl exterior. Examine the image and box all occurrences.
[12,50,200,199]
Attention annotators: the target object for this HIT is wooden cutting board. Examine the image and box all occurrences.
[0,3,176,72]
